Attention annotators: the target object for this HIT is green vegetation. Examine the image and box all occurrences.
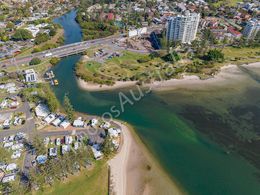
[32,43,58,53]
[37,160,108,195]
[32,136,46,154]
[12,29,33,41]
[75,60,115,85]
[20,83,59,112]
[223,46,260,65]
[76,51,187,85]
[205,49,224,62]
[35,33,50,45]
[162,51,181,63]
[0,31,9,42]
[63,94,75,122]
[50,57,61,66]
[0,147,11,163]
[29,57,42,65]
[76,10,118,40]
[208,0,241,7]
[16,28,64,56]
[101,136,114,157]
[27,137,95,193]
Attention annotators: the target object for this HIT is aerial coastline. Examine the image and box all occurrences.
[77,62,260,92]
[0,0,260,194]
[109,121,185,195]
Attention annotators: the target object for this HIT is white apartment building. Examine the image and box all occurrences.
[243,19,260,40]
[166,11,200,44]
[24,69,37,82]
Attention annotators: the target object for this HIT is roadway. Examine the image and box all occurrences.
[0,36,119,67]
[0,26,163,68]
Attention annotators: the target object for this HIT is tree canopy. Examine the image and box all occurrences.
[12,29,33,41]
[35,33,50,45]
[29,58,41,65]
[205,49,224,62]
[63,94,75,122]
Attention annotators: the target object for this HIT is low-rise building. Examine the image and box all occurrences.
[3,119,10,129]
[55,138,61,146]
[59,120,70,129]
[90,118,98,127]
[100,122,111,129]
[52,116,64,127]
[24,69,37,82]
[49,148,58,157]
[35,104,50,118]
[1,174,16,183]
[108,128,121,138]
[44,114,56,124]
[62,145,70,154]
[11,143,23,150]
[73,118,84,128]
[5,163,17,171]
[11,151,21,159]
[65,136,73,145]
[91,144,103,160]
[3,142,13,148]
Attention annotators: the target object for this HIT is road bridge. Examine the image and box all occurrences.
[0,26,163,68]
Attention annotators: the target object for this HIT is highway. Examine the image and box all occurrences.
[0,26,163,67]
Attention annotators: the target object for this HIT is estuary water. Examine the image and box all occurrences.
[52,10,260,195]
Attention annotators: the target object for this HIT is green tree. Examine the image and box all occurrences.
[49,28,57,36]
[63,94,75,122]
[43,86,59,112]
[12,29,33,41]
[29,57,41,65]
[205,49,224,62]
[101,136,113,157]
[6,22,14,30]
[35,33,50,45]
[32,136,46,154]
[50,57,61,66]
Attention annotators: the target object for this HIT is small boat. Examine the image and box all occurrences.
[54,79,59,86]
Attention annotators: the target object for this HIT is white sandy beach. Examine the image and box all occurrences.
[108,122,129,195]
[108,121,184,195]
[78,79,136,91]
[77,62,260,92]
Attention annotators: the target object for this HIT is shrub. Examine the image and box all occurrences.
[50,57,61,66]
[29,58,41,65]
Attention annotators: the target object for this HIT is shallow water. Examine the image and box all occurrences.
[52,10,260,195]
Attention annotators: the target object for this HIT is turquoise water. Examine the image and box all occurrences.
[52,10,260,195]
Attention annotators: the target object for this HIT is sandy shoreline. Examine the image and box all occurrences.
[85,62,260,194]
[78,79,137,91]
[108,121,185,195]
[77,62,260,92]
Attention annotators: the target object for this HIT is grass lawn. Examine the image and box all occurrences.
[222,47,260,65]
[77,46,260,85]
[36,160,108,195]
[5,59,51,76]
[84,61,101,73]
[213,0,241,7]
[77,50,195,84]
